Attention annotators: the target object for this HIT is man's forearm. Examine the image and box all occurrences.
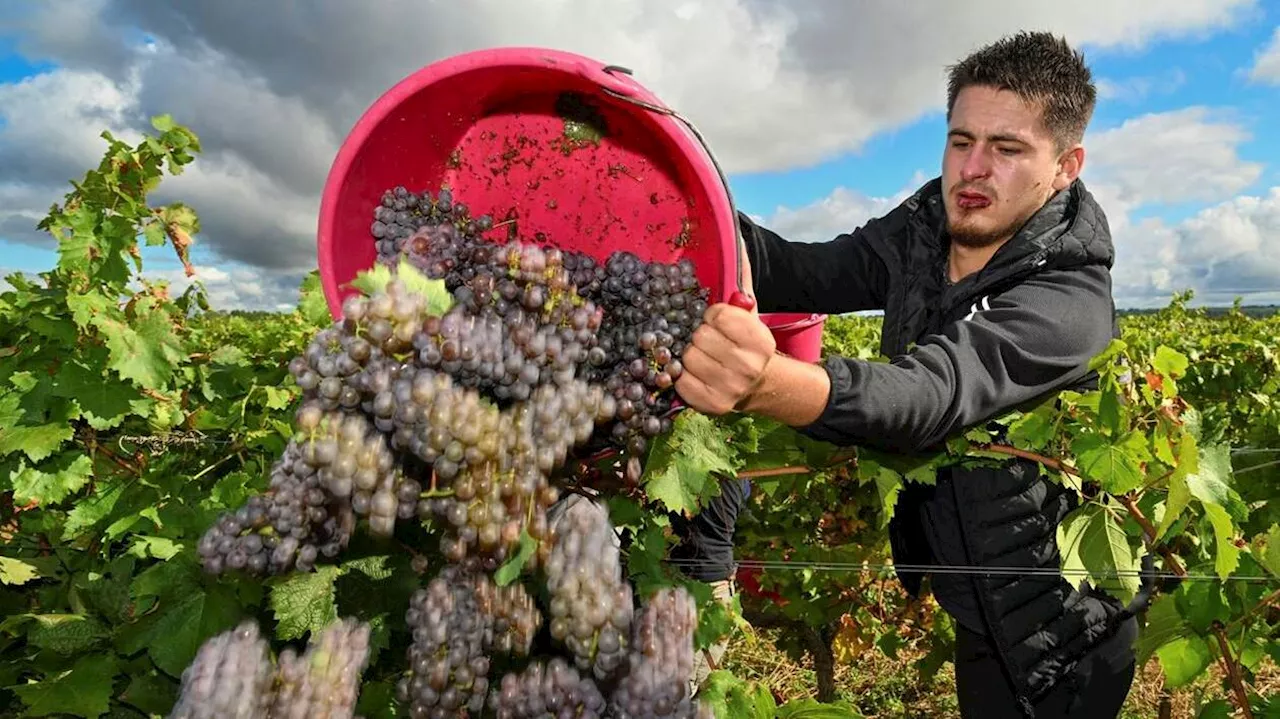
[739,353,831,427]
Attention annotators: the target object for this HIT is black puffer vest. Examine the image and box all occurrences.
[875,180,1144,714]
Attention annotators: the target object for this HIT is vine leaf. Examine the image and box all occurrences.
[1156,635,1214,688]
[1057,503,1141,603]
[1134,594,1191,666]
[0,390,75,462]
[699,670,777,719]
[1070,430,1149,494]
[297,272,334,328]
[494,530,536,586]
[0,557,42,586]
[641,411,738,516]
[50,360,141,430]
[10,653,120,718]
[9,454,94,507]
[119,581,243,677]
[100,298,187,391]
[1260,524,1280,578]
[1185,443,1246,578]
[269,564,343,640]
[1174,581,1231,635]
[1156,432,1198,541]
[350,260,454,317]
[1005,402,1057,450]
[28,614,109,654]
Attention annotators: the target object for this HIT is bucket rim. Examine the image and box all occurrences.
[760,312,828,332]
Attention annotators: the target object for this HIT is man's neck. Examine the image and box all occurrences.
[947,238,1008,284]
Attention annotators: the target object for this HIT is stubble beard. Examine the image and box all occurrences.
[946,201,1039,249]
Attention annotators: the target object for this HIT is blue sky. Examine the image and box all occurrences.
[2,3,1279,310]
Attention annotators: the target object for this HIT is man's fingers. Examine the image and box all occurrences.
[705,303,771,348]
[679,341,721,383]
[689,322,735,363]
[673,366,723,414]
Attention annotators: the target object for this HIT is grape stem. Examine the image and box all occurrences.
[80,430,142,477]
[1211,620,1254,719]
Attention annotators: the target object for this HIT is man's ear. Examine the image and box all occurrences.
[1053,145,1085,191]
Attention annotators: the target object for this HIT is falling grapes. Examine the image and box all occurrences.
[574,250,708,460]
[168,621,275,719]
[269,618,372,718]
[177,181,727,719]
[168,618,372,719]
[545,494,634,682]
[196,439,355,577]
[487,657,608,719]
[397,566,493,716]
[607,587,714,719]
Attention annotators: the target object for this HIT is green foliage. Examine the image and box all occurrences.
[718,310,1279,716]
[0,118,1274,719]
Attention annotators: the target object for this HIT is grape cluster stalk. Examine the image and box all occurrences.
[181,183,720,718]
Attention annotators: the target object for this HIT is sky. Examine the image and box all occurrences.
[1,1,1279,311]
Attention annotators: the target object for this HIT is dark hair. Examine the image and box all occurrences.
[945,31,1096,150]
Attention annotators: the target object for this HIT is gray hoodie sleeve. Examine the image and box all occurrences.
[796,263,1116,452]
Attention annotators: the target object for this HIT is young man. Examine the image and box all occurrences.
[675,31,1141,718]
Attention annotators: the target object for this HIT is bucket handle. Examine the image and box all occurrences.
[593,65,756,312]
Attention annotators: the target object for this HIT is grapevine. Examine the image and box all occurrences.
[0,117,1275,719]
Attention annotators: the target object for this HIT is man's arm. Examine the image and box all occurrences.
[738,211,893,315]
[683,264,1116,451]
[779,264,1117,452]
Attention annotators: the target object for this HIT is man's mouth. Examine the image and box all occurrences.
[956,190,991,209]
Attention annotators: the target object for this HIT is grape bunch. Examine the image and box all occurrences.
[270,618,373,719]
[544,495,635,682]
[196,440,356,577]
[364,185,707,463]
[288,324,373,413]
[572,250,708,460]
[397,566,496,717]
[168,618,372,719]
[415,241,606,401]
[487,657,608,719]
[607,587,712,719]
[472,574,544,657]
[294,403,417,537]
[371,185,492,274]
[168,621,275,719]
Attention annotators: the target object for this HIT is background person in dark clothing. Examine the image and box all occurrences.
[673,31,1143,718]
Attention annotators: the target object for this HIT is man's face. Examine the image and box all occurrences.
[941,85,1082,249]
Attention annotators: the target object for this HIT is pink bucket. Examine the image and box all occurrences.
[761,313,827,363]
[315,46,749,320]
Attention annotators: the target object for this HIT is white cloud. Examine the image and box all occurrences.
[1248,26,1280,84]
[1096,68,1187,102]
[752,172,927,243]
[1083,107,1263,208]
[0,0,1269,310]
[1112,187,1280,308]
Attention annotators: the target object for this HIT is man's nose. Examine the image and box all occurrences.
[960,147,991,181]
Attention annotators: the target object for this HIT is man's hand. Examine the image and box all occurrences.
[675,303,777,416]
